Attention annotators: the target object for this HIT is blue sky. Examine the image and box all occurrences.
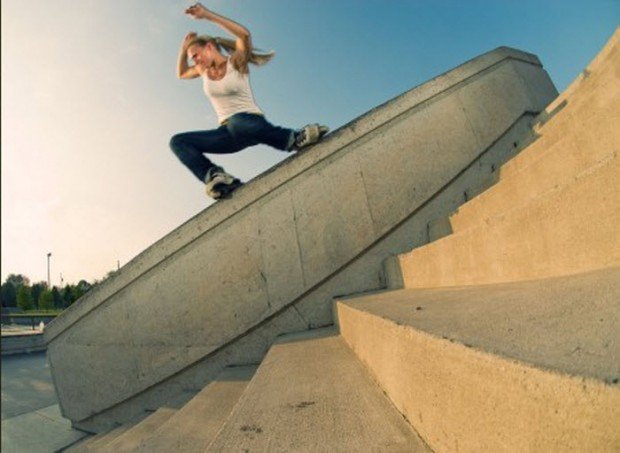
[1,0,618,285]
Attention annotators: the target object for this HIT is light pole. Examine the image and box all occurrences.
[47,253,52,288]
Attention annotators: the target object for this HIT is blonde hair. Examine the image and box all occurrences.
[187,35,275,66]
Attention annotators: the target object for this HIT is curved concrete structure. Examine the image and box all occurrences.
[45,45,557,431]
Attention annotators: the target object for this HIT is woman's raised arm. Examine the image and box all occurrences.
[185,3,252,69]
[176,32,201,79]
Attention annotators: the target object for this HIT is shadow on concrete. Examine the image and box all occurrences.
[1,352,57,420]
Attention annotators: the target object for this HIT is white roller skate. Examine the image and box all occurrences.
[205,166,243,200]
[292,124,329,150]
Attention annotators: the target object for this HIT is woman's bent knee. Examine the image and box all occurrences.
[169,134,185,153]
[170,134,195,159]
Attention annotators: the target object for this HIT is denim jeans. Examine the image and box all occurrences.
[170,113,295,183]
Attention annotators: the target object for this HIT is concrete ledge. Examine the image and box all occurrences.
[336,267,620,452]
[45,46,549,343]
[1,333,46,355]
[45,44,557,429]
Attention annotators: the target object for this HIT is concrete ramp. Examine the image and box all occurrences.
[44,45,557,431]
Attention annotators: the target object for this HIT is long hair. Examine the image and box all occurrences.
[187,35,275,66]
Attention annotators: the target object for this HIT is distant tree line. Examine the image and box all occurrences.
[0,274,94,311]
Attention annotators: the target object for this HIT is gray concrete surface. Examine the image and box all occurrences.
[103,408,177,452]
[208,328,431,452]
[1,352,87,452]
[1,352,56,420]
[67,425,132,452]
[2,333,47,356]
[2,405,87,453]
[45,44,557,431]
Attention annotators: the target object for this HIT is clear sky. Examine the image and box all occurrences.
[1,1,618,286]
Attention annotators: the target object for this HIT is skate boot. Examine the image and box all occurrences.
[205,166,243,200]
[292,124,329,150]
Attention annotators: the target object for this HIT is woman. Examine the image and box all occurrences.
[170,2,328,199]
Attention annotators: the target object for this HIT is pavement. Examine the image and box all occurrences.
[1,351,88,452]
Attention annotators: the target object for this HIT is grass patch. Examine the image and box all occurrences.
[7,310,62,317]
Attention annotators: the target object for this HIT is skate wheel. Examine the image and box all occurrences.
[214,180,243,199]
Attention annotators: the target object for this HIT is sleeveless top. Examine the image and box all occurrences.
[202,59,263,124]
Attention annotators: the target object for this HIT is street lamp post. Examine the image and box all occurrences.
[47,253,52,288]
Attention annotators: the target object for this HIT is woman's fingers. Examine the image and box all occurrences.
[185,3,209,17]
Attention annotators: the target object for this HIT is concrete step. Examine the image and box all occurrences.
[96,407,176,452]
[449,139,617,235]
[529,30,618,141]
[511,92,618,180]
[66,425,132,452]
[531,27,617,135]
[395,149,619,288]
[134,366,256,452]
[425,32,618,245]
[335,267,620,452]
[207,328,430,452]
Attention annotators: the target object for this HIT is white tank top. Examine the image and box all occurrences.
[202,59,263,124]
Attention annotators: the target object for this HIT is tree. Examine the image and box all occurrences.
[17,286,33,311]
[5,274,30,288]
[75,280,92,300]
[51,287,62,309]
[1,283,17,307]
[39,290,54,311]
[62,285,73,307]
[31,282,48,310]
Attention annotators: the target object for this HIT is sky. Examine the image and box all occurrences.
[1,1,618,286]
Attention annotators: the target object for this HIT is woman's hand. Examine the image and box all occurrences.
[182,32,197,50]
[185,2,212,20]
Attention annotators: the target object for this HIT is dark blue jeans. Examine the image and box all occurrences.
[170,113,295,182]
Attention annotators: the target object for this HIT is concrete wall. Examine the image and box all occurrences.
[45,46,557,431]
[1,333,47,355]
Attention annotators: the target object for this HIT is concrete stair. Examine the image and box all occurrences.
[336,267,620,452]
[395,146,618,288]
[66,366,256,452]
[66,408,176,452]
[65,425,131,452]
[134,366,256,452]
[390,29,619,289]
[448,39,618,234]
[102,407,176,452]
[207,328,430,452]
[332,29,620,452]
[64,329,430,452]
